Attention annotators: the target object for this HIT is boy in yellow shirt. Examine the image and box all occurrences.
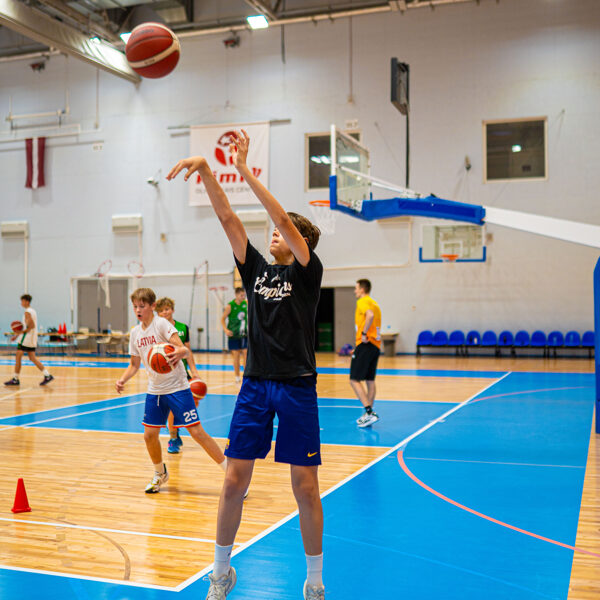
[350,279,382,427]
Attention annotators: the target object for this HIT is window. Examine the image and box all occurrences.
[484,117,547,181]
[305,130,361,190]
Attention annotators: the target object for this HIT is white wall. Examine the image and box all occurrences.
[1,0,598,351]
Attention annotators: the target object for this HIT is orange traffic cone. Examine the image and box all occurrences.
[11,478,31,513]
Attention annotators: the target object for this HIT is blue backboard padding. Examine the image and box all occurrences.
[329,175,486,224]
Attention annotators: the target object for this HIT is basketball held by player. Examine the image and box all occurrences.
[4,294,53,387]
[115,287,227,493]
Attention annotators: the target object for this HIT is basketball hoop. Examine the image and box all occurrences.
[440,253,459,265]
[93,259,112,308]
[128,260,145,290]
[127,260,145,278]
[93,259,112,278]
[309,200,337,235]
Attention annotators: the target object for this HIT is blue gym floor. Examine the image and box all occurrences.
[0,362,595,599]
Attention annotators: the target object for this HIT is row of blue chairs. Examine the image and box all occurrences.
[416,330,595,357]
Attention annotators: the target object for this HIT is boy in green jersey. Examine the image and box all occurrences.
[220,288,248,383]
[156,297,202,453]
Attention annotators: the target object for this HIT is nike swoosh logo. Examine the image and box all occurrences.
[307,452,318,457]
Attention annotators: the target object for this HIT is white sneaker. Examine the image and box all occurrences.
[304,581,325,600]
[356,411,379,428]
[206,567,236,600]
[145,467,169,493]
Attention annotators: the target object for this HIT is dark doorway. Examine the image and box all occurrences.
[315,287,334,351]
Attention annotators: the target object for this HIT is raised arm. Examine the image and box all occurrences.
[230,130,310,266]
[166,157,248,263]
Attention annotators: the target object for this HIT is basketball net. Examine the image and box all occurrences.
[309,200,337,235]
[94,260,112,308]
[128,260,145,290]
[440,253,459,267]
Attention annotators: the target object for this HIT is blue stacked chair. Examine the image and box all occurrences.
[564,331,581,348]
[581,331,595,358]
[481,330,498,355]
[547,331,564,357]
[448,330,466,355]
[512,330,530,357]
[530,330,548,357]
[464,330,480,356]
[416,330,434,355]
[432,330,449,347]
[497,330,514,356]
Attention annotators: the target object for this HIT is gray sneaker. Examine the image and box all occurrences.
[304,581,325,600]
[206,567,236,600]
[356,411,379,428]
[144,467,169,493]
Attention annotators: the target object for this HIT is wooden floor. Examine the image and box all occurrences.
[0,351,597,595]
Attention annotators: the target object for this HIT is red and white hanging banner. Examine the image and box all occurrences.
[25,137,46,189]
[188,122,269,206]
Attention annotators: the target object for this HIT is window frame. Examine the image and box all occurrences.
[304,129,362,191]
[482,116,548,183]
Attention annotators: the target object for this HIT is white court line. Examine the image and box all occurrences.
[0,563,176,591]
[0,387,34,401]
[176,372,512,591]
[0,516,240,546]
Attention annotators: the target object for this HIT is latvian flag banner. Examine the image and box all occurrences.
[25,137,46,189]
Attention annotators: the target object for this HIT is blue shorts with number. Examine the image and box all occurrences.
[225,375,321,466]
[142,388,200,429]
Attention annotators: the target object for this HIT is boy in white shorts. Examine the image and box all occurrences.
[115,287,227,493]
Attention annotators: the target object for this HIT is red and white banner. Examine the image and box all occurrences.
[189,122,269,207]
[25,137,46,189]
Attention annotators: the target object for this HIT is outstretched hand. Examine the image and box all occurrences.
[229,129,250,170]
[166,156,208,182]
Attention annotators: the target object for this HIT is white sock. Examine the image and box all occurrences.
[42,369,50,377]
[219,458,227,472]
[213,543,233,578]
[13,373,19,379]
[306,553,323,587]
[153,462,166,474]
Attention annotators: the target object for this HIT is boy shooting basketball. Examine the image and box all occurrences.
[4,294,53,387]
[115,288,227,493]
[167,130,326,600]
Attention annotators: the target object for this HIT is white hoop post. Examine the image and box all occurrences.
[94,259,112,308]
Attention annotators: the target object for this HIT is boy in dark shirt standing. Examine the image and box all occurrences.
[168,129,325,600]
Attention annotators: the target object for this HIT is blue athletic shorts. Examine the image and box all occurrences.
[142,388,200,429]
[228,337,248,351]
[225,375,321,466]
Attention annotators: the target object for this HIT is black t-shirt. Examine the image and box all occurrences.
[235,240,323,379]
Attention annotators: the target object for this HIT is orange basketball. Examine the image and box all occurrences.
[11,320,24,333]
[125,22,180,79]
[148,343,175,373]
[190,378,207,401]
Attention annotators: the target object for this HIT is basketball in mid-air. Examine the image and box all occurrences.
[11,320,24,333]
[148,344,175,373]
[190,378,207,401]
[125,22,180,79]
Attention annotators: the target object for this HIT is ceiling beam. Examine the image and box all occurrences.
[0,0,140,83]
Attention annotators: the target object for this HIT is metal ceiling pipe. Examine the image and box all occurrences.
[175,0,480,38]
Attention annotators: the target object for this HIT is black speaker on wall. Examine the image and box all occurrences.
[391,58,409,115]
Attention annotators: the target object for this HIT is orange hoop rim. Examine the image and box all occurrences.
[440,254,459,262]
[309,200,331,207]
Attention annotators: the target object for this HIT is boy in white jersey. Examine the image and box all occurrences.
[4,294,53,387]
[115,287,227,493]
